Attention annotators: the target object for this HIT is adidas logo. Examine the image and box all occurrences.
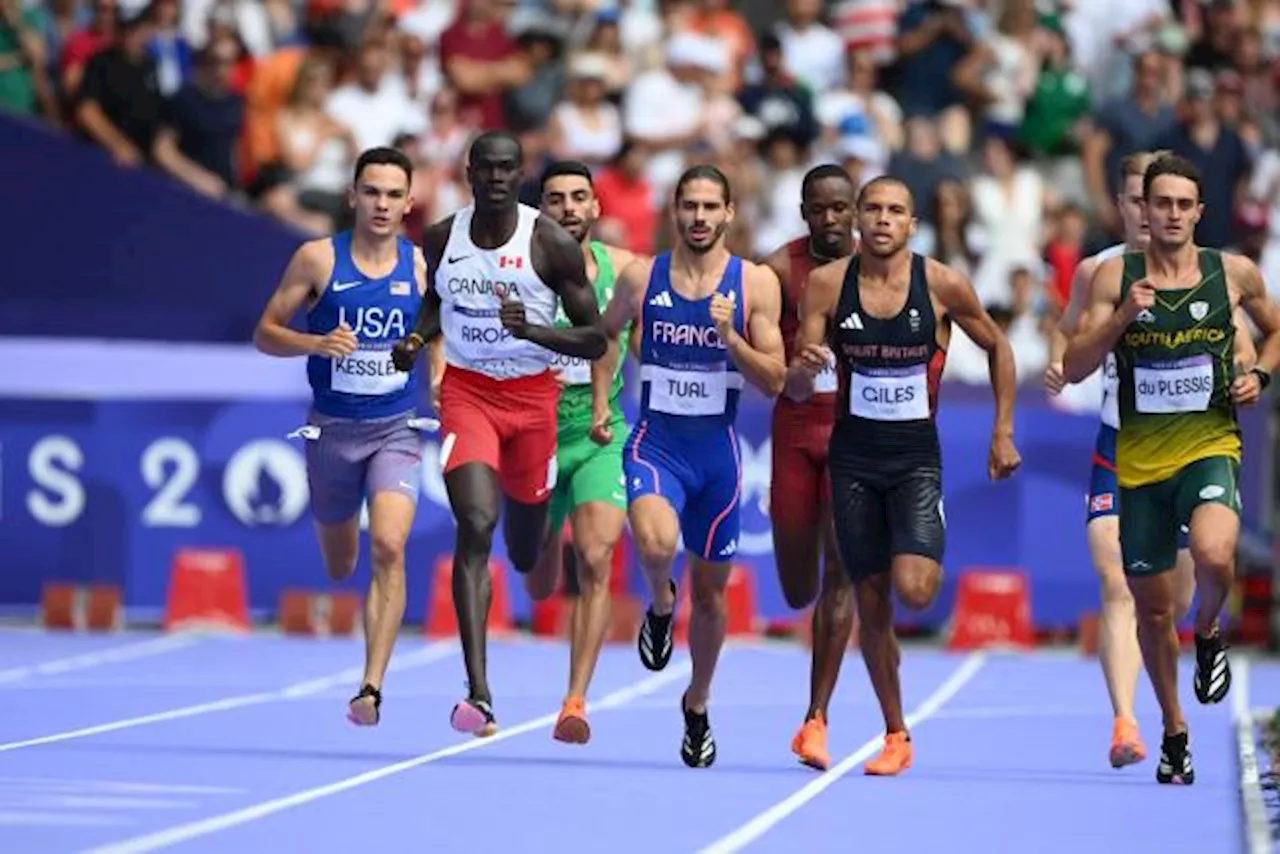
[840,312,863,330]
[718,540,737,557]
[649,291,674,308]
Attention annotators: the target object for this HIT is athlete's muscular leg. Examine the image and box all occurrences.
[891,555,943,611]
[1087,516,1141,722]
[358,491,413,697]
[685,556,732,712]
[1172,548,1196,621]
[808,520,854,721]
[526,527,564,602]
[566,501,626,699]
[855,571,904,733]
[503,495,551,576]
[630,496,680,616]
[445,463,502,705]
[772,507,821,609]
[315,520,360,581]
[1128,571,1185,735]
[1188,503,1238,637]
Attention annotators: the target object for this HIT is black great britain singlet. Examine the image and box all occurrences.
[829,253,947,470]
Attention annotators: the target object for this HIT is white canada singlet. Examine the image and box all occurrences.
[435,203,560,380]
[1092,243,1127,430]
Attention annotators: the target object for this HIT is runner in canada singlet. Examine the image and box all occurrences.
[827,253,947,580]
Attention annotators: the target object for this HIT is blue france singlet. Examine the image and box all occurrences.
[636,252,747,433]
[305,232,422,420]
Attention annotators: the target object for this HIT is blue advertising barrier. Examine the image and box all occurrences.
[2,341,1270,632]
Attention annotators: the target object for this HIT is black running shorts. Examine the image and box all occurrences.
[829,459,945,581]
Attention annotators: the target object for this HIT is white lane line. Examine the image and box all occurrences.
[0,636,199,684]
[697,652,987,854]
[0,642,457,753]
[1231,656,1271,854]
[85,658,696,854]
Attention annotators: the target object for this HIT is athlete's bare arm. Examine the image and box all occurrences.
[516,218,607,360]
[589,246,642,420]
[724,262,786,398]
[254,239,356,358]
[601,256,651,340]
[1049,255,1100,367]
[1063,256,1134,383]
[392,220,450,371]
[929,259,1017,441]
[1227,253,1280,404]
[784,259,845,401]
[1233,308,1258,370]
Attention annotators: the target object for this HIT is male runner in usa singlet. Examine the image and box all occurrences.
[1045,149,1259,769]
[1065,154,1280,784]
[600,164,787,768]
[254,147,428,727]
[789,176,1020,776]
[391,131,606,737]
[762,164,858,771]
[525,160,640,744]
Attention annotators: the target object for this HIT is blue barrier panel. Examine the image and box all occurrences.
[2,343,1269,631]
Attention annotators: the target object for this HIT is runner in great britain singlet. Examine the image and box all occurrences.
[548,240,630,538]
[1087,243,1125,525]
[302,230,426,525]
[623,252,747,563]
[827,253,948,580]
[1113,248,1242,577]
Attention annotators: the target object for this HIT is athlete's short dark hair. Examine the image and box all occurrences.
[856,175,914,212]
[353,147,413,186]
[674,164,731,205]
[540,160,594,190]
[1143,154,1203,202]
[468,129,522,164]
[801,164,855,203]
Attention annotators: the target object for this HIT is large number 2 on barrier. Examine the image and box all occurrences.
[25,436,201,528]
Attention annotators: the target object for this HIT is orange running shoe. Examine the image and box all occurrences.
[553,696,591,744]
[791,715,831,771]
[1109,717,1146,768]
[864,731,912,776]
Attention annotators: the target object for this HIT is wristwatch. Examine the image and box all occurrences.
[1250,365,1272,390]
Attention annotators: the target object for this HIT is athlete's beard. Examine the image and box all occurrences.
[680,221,727,255]
[560,216,594,244]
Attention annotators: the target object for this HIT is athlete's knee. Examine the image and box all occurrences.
[1188,534,1235,585]
[818,562,854,617]
[1128,577,1176,628]
[455,501,499,549]
[689,563,730,617]
[369,531,407,574]
[854,576,892,627]
[891,557,940,611]
[317,522,359,581]
[1098,569,1132,608]
[632,519,679,570]
[576,540,615,590]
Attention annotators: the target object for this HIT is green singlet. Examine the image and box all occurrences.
[1112,248,1242,575]
[547,241,631,534]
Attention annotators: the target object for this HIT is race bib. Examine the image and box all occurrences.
[331,348,407,396]
[850,365,929,421]
[1134,355,1213,414]
[1101,353,1119,429]
[814,358,839,394]
[646,365,728,416]
[553,354,592,386]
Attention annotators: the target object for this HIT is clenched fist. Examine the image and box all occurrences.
[709,292,736,340]
[391,333,424,372]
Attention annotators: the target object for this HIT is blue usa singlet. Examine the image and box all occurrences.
[305,231,422,420]
[624,252,748,562]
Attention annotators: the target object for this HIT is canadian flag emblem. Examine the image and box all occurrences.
[499,256,524,269]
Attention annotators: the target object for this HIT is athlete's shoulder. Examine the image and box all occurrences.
[293,236,337,274]
[920,254,968,290]
[1091,243,1128,264]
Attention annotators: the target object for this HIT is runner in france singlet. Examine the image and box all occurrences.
[778,237,838,406]
[637,253,747,433]
[306,231,421,419]
[434,203,561,380]
[829,253,947,469]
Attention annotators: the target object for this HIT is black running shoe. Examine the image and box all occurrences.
[638,579,677,671]
[680,695,716,769]
[1193,629,1231,705]
[1156,731,1194,785]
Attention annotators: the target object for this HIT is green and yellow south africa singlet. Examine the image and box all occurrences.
[1114,248,1241,488]
[553,240,628,431]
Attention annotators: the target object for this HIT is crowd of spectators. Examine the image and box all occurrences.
[2,0,1277,384]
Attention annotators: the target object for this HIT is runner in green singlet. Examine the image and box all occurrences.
[528,161,641,745]
[1065,154,1280,785]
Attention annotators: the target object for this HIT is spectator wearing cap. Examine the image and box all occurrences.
[1153,66,1252,248]
[622,29,725,208]
[548,52,622,168]
[737,32,817,150]
[75,5,162,168]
